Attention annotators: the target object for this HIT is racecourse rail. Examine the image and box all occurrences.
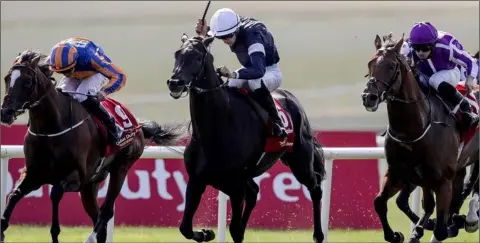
[1,137,423,243]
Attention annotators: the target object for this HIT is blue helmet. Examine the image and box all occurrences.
[409,22,438,45]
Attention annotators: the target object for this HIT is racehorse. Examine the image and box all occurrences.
[0,50,184,243]
[361,34,479,243]
[166,34,326,243]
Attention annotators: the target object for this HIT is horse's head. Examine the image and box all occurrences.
[361,33,410,112]
[1,50,53,125]
[166,33,216,99]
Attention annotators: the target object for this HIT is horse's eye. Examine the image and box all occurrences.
[23,81,32,88]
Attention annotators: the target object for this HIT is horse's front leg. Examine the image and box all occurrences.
[49,184,65,243]
[430,179,453,242]
[179,178,214,242]
[85,163,127,243]
[465,191,479,233]
[408,187,435,243]
[1,173,42,243]
[464,162,479,233]
[374,170,405,243]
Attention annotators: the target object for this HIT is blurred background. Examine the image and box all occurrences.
[1,1,479,242]
[2,1,478,131]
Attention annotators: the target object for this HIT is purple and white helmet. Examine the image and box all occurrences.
[409,22,438,45]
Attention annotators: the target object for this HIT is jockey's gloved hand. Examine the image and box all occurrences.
[466,76,475,95]
[195,19,209,36]
[97,91,107,101]
[216,65,237,79]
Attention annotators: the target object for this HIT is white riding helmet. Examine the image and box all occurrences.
[209,8,241,37]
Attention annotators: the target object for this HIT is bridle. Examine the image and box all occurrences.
[3,64,54,120]
[172,38,229,98]
[366,49,434,144]
[366,51,430,104]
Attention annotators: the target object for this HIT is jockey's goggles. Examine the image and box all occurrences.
[411,44,433,52]
[216,33,235,40]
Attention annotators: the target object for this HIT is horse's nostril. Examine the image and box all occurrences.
[368,94,378,101]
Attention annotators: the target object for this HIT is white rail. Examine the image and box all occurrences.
[2,144,419,243]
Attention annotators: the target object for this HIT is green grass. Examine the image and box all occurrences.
[3,196,479,242]
[4,225,478,242]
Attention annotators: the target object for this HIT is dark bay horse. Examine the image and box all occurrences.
[361,35,479,243]
[166,34,326,243]
[0,50,183,243]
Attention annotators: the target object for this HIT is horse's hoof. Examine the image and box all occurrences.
[424,219,435,231]
[1,233,5,243]
[465,220,479,233]
[313,233,324,243]
[192,229,215,242]
[201,229,215,242]
[407,238,420,243]
[392,232,404,243]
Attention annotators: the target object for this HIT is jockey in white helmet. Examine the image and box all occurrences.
[195,8,287,138]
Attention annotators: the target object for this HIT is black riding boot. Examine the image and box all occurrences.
[81,97,122,145]
[438,82,479,131]
[251,81,288,138]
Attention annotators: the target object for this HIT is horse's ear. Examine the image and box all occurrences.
[393,33,405,53]
[30,55,41,67]
[203,36,215,47]
[374,34,382,50]
[181,33,189,43]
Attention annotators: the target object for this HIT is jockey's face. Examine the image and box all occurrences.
[59,67,75,77]
[216,33,236,46]
[412,44,433,59]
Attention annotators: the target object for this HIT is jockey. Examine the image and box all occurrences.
[407,22,479,132]
[47,37,126,145]
[195,8,287,138]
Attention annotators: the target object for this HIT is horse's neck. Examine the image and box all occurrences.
[387,72,429,136]
[28,88,79,134]
[189,67,230,141]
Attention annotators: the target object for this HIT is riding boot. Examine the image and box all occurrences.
[250,81,288,138]
[437,82,479,131]
[81,97,122,145]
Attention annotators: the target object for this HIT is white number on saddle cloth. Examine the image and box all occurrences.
[114,105,133,128]
[277,108,290,128]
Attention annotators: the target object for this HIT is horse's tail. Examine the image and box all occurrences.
[139,120,187,146]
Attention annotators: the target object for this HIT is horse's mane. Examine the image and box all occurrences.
[15,50,54,79]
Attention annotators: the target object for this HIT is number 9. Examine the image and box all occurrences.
[114,105,133,128]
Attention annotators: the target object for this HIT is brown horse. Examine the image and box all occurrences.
[361,35,478,243]
[0,50,184,243]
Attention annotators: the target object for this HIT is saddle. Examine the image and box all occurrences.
[236,88,295,153]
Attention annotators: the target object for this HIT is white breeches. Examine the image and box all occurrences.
[228,63,282,92]
[57,73,109,102]
[428,68,461,90]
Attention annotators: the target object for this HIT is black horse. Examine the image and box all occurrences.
[166,34,326,243]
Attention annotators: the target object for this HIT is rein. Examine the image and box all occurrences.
[368,51,434,144]
[174,38,230,98]
[6,64,90,137]
[5,64,54,118]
